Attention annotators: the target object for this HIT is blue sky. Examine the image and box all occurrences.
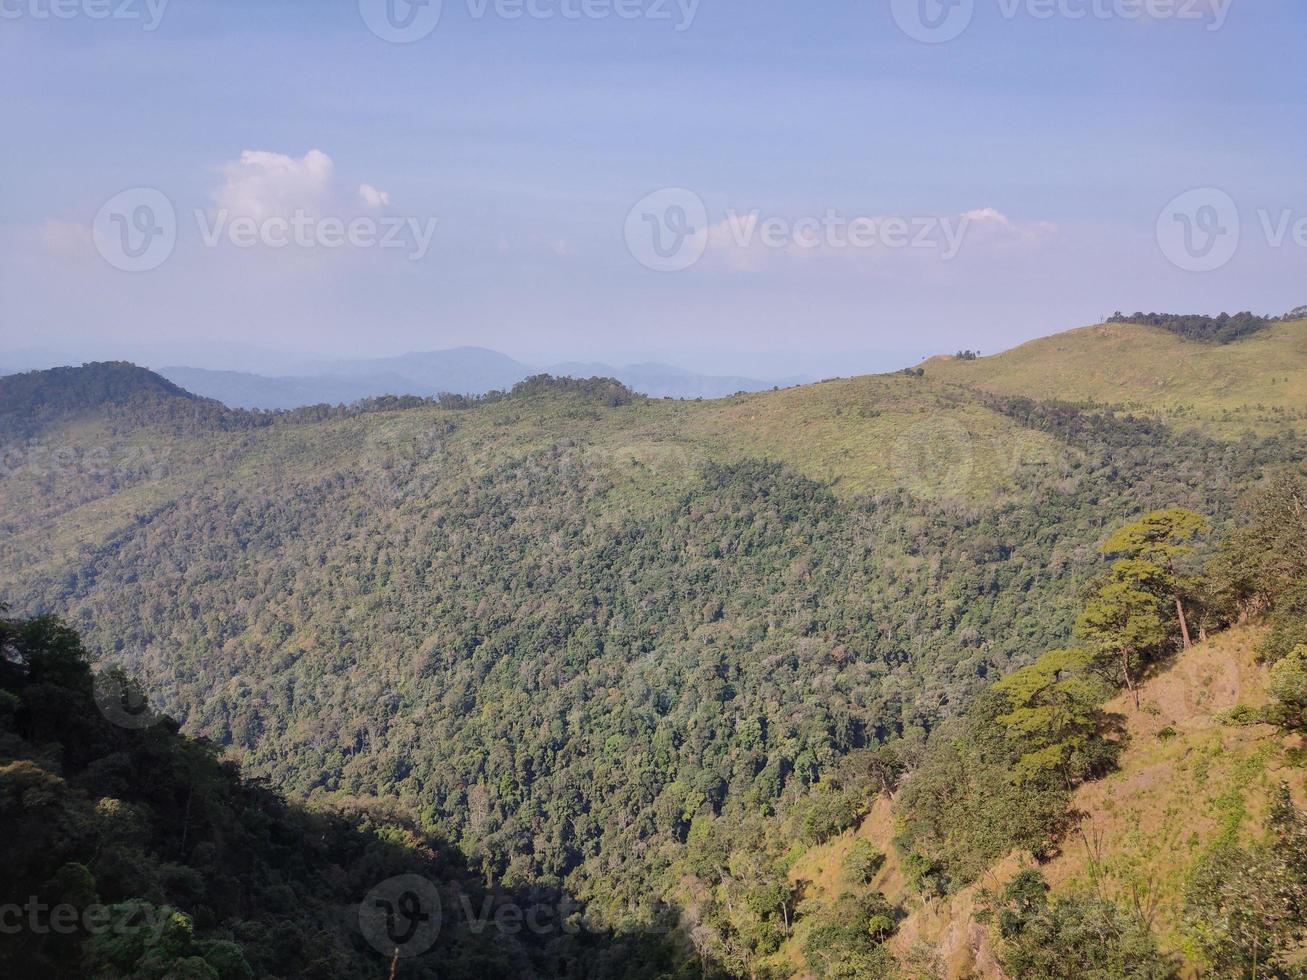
[2,0,1303,378]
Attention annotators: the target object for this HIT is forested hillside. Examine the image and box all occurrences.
[0,611,688,978]
[738,477,1307,978]
[1,343,1304,977]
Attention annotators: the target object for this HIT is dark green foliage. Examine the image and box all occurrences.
[0,613,692,979]
[799,892,902,979]
[993,647,1112,783]
[892,690,1080,892]
[1106,312,1271,345]
[843,840,885,886]
[505,374,638,406]
[1209,473,1307,662]
[0,362,214,441]
[1076,574,1167,706]
[673,750,898,970]
[986,869,1177,979]
[895,504,1225,893]
[796,785,866,847]
[1267,648,1307,734]
[1183,784,1307,978]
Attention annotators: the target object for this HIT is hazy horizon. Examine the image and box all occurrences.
[5,1,1305,369]
[0,333,970,383]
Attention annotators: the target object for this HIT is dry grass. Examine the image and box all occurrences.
[925,319,1307,437]
[1042,627,1305,959]
[769,624,1305,978]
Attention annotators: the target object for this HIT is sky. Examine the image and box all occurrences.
[1,0,1304,379]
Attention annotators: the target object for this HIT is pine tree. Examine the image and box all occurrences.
[1101,508,1208,650]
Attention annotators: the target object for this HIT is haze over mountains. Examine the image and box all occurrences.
[5,345,810,410]
[156,348,806,409]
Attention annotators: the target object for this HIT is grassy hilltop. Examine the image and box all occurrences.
[924,316,1307,437]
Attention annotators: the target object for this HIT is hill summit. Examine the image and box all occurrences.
[0,362,214,439]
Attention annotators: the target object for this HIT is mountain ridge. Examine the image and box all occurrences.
[153,348,800,409]
[3,319,1305,977]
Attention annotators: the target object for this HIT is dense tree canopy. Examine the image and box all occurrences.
[0,611,692,979]
[3,364,1305,977]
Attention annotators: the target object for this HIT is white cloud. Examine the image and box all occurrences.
[213,149,335,220]
[358,183,391,208]
[962,207,1015,228]
[961,207,1057,242]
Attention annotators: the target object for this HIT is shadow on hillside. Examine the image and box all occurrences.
[0,613,694,980]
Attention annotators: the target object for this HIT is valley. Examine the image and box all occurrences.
[2,315,1306,978]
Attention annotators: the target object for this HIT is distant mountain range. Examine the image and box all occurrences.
[156,347,803,409]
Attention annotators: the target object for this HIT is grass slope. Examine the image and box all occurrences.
[773,625,1305,977]
[924,318,1307,437]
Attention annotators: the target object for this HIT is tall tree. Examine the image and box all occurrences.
[1102,508,1209,650]
[1212,475,1307,661]
[1076,578,1166,708]
[994,648,1106,788]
